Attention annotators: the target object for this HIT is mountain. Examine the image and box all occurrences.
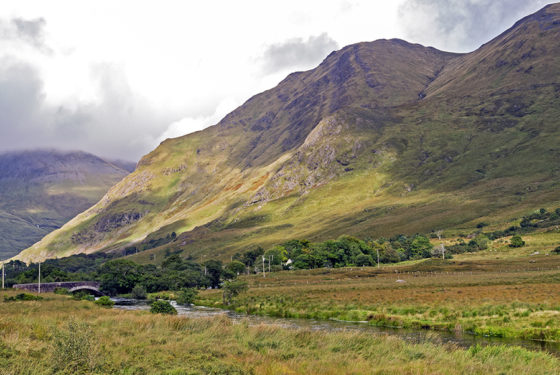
[0,150,131,259]
[16,4,560,263]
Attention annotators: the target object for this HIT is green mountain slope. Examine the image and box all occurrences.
[16,4,560,263]
[0,150,131,259]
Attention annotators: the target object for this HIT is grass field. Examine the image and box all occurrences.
[1,291,559,375]
[198,239,560,342]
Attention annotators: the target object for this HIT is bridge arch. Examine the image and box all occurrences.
[68,286,104,296]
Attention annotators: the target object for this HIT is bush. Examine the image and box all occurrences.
[94,296,114,308]
[131,285,147,300]
[72,291,94,301]
[509,235,525,248]
[553,246,560,254]
[3,293,43,302]
[150,300,177,315]
[51,320,99,373]
[54,287,70,295]
[175,288,198,305]
[222,280,248,305]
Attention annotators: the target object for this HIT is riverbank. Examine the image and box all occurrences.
[1,291,559,374]
[197,256,560,342]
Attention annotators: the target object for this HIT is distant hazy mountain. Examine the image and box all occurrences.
[17,4,560,262]
[0,150,131,259]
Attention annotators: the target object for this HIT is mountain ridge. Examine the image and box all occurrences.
[15,3,560,263]
[0,149,132,259]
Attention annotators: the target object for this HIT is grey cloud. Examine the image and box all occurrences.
[13,18,47,48]
[0,59,176,161]
[398,0,550,52]
[0,17,49,51]
[261,33,338,74]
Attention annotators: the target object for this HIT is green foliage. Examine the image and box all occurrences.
[131,284,147,299]
[94,296,114,308]
[204,259,226,288]
[175,288,198,305]
[264,246,287,265]
[98,259,142,295]
[233,247,264,267]
[72,291,94,301]
[410,235,433,259]
[510,235,525,248]
[355,254,374,266]
[3,292,43,302]
[51,320,99,374]
[54,287,70,295]
[150,300,177,315]
[222,280,248,305]
[225,260,246,275]
[553,246,560,254]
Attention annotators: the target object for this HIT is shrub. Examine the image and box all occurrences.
[175,288,198,305]
[94,296,114,308]
[131,285,147,300]
[222,280,248,305]
[509,235,525,248]
[51,320,99,373]
[150,300,177,315]
[72,291,94,301]
[4,293,43,302]
[553,246,560,254]
[54,287,70,295]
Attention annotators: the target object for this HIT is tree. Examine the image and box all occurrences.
[264,246,287,265]
[509,235,525,248]
[204,260,224,288]
[225,260,246,275]
[98,259,141,295]
[161,254,184,270]
[239,247,265,267]
[355,254,374,267]
[380,244,401,263]
[222,280,248,305]
[409,235,433,259]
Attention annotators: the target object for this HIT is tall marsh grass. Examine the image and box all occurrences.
[0,291,559,374]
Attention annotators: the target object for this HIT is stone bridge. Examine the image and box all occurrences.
[13,281,103,295]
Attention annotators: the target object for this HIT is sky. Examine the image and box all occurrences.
[0,0,550,161]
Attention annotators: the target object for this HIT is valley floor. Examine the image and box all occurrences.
[199,249,560,343]
[0,291,559,375]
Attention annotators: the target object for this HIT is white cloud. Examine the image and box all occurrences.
[158,97,239,142]
[398,0,550,52]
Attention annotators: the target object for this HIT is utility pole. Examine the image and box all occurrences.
[2,262,4,289]
[436,230,445,260]
[38,262,41,294]
[376,248,380,268]
[262,256,265,278]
